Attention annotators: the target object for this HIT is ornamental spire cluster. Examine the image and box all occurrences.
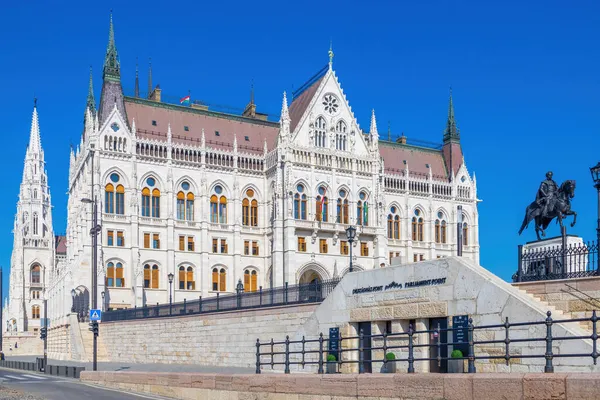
[443,87,460,143]
[28,100,42,155]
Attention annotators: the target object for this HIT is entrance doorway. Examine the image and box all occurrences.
[358,322,372,373]
[429,317,448,373]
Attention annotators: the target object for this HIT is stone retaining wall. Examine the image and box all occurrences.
[80,371,600,399]
[99,304,317,367]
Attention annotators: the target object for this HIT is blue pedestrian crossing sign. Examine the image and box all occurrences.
[89,309,102,322]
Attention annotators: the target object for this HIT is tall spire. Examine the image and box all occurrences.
[86,66,96,114]
[279,91,290,138]
[443,87,460,143]
[147,58,153,99]
[103,11,120,80]
[134,59,140,98]
[28,99,41,155]
[370,109,378,137]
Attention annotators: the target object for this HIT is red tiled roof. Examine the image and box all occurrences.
[124,99,280,155]
[289,75,326,133]
[379,142,449,178]
[55,235,67,254]
[442,142,463,176]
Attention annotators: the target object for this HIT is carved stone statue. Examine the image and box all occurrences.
[519,171,577,240]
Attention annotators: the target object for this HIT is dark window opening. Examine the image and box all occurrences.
[215,131,220,136]
[244,136,249,141]
[151,120,157,126]
[184,126,189,131]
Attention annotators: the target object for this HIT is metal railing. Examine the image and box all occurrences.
[103,279,340,322]
[514,240,600,282]
[255,311,600,374]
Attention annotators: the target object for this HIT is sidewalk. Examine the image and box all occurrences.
[4,355,256,374]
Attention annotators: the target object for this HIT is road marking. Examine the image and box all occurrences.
[21,374,47,380]
[4,375,26,380]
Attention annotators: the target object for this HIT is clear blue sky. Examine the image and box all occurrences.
[1,1,600,299]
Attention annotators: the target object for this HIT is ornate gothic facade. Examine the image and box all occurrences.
[7,16,479,330]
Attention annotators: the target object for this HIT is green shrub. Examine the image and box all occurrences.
[385,352,396,361]
[451,349,463,358]
[327,354,336,362]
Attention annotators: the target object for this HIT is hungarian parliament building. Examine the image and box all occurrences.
[5,16,479,333]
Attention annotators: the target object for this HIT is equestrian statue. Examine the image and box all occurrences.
[518,171,577,241]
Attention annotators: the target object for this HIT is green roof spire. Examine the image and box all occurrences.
[443,87,460,143]
[86,66,96,113]
[103,11,120,81]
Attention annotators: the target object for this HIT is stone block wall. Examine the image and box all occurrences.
[47,324,71,360]
[99,304,317,367]
[2,335,42,355]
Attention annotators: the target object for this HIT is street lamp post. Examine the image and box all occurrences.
[168,273,174,315]
[589,162,600,270]
[82,148,101,372]
[346,226,357,273]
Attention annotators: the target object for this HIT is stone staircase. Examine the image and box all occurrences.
[78,322,109,362]
[516,289,594,332]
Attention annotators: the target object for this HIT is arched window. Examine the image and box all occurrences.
[31,265,41,284]
[176,181,194,221]
[294,184,307,220]
[357,191,369,226]
[106,262,114,287]
[210,185,227,224]
[105,183,115,213]
[316,186,328,222]
[242,188,258,227]
[143,264,159,289]
[116,185,125,214]
[463,221,469,246]
[116,262,124,287]
[141,188,151,217]
[244,269,258,292]
[412,209,424,241]
[435,212,447,244]
[179,266,195,290]
[336,189,349,224]
[314,116,327,147]
[33,213,39,235]
[212,268,226,292]
[387,206,400,239]
[335,120,347,151]
[32,305,40,319]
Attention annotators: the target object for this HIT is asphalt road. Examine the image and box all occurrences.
[0,368,169,400]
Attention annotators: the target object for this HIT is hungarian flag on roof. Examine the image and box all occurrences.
[180,95,190,106]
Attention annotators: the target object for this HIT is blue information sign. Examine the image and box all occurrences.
[89,309,102,322]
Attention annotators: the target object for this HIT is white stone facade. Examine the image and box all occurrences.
[8,17,480,329]
[4,105,56,334]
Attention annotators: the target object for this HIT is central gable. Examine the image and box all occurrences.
[289,68,370,156]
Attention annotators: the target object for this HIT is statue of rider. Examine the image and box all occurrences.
[536,171,558,217]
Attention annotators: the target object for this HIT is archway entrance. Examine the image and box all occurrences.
[72,286,90,322]
[298,269,324,302]
[299,270,322,285]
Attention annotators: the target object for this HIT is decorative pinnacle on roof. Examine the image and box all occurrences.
[147,58,152,99]
[370,109,378,137]
[443,87,460,143]
[134,58,140,98]
[103,12,120,80]
[280,91,290,122]
[328,41,334,70]
[28,99,42,155]
[86,66,96,113]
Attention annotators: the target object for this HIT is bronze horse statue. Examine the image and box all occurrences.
[518,180,577,240]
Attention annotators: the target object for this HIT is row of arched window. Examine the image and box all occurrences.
[387,208,469,245]
[107,261,258,293]
[105,174,259,227]
[294,185,369,225]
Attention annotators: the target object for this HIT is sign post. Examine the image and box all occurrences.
[90,309,102,323]
[452,315,469,356]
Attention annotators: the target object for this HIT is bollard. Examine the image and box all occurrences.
[468,317,476,373]
[284,335,290,374]
[408,323,415,373]
[545,311,554,373]
[183,298,187,314]
[359,328,365,374]
[318,333,324,374]
[256,339,261,374]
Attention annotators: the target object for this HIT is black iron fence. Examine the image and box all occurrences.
[103,279,340,322]
[514,239,599,282]
[256,310,600,374]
